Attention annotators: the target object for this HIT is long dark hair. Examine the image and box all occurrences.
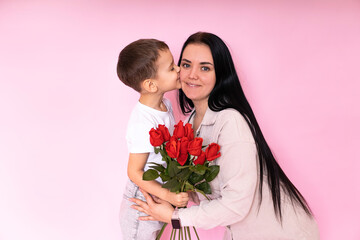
[178,32,313,220]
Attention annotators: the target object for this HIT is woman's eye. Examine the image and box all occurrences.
[171,67,175,71]
[201,66,210,71]
[182,63,190,68]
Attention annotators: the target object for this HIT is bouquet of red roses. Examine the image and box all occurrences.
[143,120,221,240]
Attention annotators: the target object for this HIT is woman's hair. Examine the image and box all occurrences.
[178,32,313,220]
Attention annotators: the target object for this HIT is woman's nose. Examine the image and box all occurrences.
[189,67,198,80]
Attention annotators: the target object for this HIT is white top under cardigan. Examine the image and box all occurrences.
[179,107,319,240]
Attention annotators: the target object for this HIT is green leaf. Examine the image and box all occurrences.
[195,182,211,194]
[168,160,180,178]
[162,178,178,189]
[148,162,166,173]
[159,150,169,164]
[150,165,165,172]
[177,168,191,182]
[148,162,162,166]
[160,172,170,182]
[160,149,166,158]
[177,166,190,169]
[204,165,220,182]
[194,188,211,200]
[154,147,160,154]
[142,169,159,181]
[190,165,207,175]
[162,178,181,192]
[171,184,181,193]
[184,181,195,191]
[188,172,204,185]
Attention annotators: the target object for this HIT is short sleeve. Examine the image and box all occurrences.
[163,98,173,112]
[126,121,154,153]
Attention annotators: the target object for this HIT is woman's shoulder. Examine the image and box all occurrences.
[215,108,248,126]
[214,108,254,142]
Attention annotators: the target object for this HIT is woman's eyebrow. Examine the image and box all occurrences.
[200,61,213,65]
[182,58,213,65]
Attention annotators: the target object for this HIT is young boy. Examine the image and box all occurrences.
[117,39,189,240]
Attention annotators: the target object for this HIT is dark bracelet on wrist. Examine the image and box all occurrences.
[171,208,181,229]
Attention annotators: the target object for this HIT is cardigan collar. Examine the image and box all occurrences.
[188,107,218,126]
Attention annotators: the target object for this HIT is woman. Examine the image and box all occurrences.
[130,32,319,239]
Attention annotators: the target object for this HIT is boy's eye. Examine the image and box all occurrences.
[171,67,175,71]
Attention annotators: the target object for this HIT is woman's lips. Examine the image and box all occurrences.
[185,82,200,87]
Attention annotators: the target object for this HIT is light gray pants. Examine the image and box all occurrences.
[119,180,164,240]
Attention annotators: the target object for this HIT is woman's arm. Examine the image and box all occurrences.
[130,111,258,228]
[130,189,174,223]
[179,111,258,229]
[129,141,257,227]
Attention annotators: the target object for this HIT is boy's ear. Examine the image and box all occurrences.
[142,79,158,93]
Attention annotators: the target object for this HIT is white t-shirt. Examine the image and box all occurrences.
[126,98,175,172]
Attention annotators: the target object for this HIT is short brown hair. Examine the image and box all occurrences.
[116,39,169,92]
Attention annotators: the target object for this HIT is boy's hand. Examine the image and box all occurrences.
[166,191,189,207]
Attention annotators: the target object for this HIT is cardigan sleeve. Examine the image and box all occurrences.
[179,110,258,229]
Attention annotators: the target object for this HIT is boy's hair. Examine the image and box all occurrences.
[117,39,169,92]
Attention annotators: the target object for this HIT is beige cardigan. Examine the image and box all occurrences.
[179,108,319,240]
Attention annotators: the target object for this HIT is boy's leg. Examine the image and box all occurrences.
[119,180,164,240]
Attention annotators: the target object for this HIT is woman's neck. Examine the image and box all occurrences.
[192,100,208,132]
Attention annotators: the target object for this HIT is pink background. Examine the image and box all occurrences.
[1,0,359,239]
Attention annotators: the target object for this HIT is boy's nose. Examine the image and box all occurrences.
[175,65,180,72]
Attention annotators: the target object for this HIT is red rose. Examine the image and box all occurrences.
[173,120,185,138]
[177,153,188,166]
[184,123,194,140]
[157,124,170,142]
[188,137,203,156]
[179,137,189,155]
[149,128,164,147]
[205,143,221,161]
[193,151,206,165]
[165,136,180,158]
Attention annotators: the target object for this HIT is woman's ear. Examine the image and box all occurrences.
[142,79,158,93]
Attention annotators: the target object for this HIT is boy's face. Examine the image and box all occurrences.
[153,49,181,93]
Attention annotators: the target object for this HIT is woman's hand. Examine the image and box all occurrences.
[166,191,189,207]
[130,189,175,224]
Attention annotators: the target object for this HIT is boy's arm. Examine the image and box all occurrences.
[127,153,189,207]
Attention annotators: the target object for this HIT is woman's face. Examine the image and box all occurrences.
[179,43,216,105]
